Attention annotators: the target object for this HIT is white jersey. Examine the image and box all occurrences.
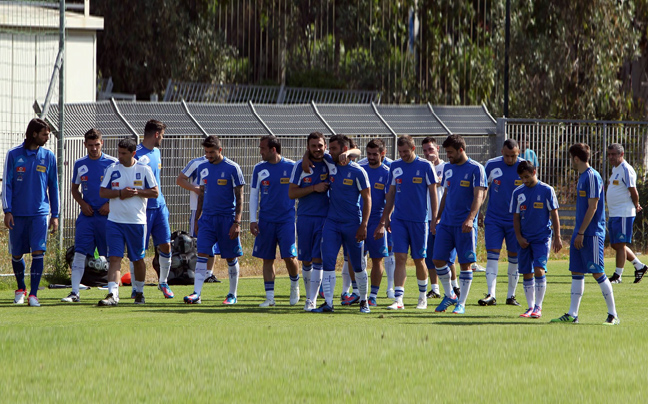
[426,159,446,221]
[181,156,207,211]
[100,161,157,224]
[607,160,637,217]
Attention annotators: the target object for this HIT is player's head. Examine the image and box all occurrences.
[144,119,167,148]
[259,135,281,161]
[396,135,416,162]
[307,131,326,161]
[422,137,439,164]
[25,118,50,148]
[569,143,590,168]
[442,134,467,165]
[502,138,520,166]
[117,137,137,166]
[519,134,529,150]
[202,135,222,163]
[329,134,351,163]
[607,143,624,167]
[84,128,103,159]
[516,160,537,187]
[366,138,386,167]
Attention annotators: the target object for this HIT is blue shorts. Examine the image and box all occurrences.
[365,220,389,259]
[608,217,634,244]
[484,220,519,253]
[191,210,220,256]
[321,219,364,272]
[8,215,48,256]
[569,235,604,274]
[426,223,456,269]
[296,215,326,262]
[518,238,551,274]
[253,220,297,259]
[74,213,109,256]
[391,218,428,259]
[106,220,146,262]
[197,214,243,259]
[433,223,477,264]
[145,204,171,249]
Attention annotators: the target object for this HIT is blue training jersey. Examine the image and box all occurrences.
[135,144,165,209]
[71,153,118,211]
[389,156,437,223]
[2,143,59,217]
[324,155,370,224]
[510,181,559,242]
[484,156,523,224]
[197,157,245,216]
[359,160,390,220]
[289,159,329,218]
[251,157,296,223]
[440,158,486,227]
[576,167,606,237]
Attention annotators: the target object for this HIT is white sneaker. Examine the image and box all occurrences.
[386,289,395,299]
[303,298,315,312]
[28,295,40,307]
[259,299,276,307]
[472,263,486,272]
[14,289,26,304]
[416,297,428,309]
[290,284,300,306]
[386,300,404,310]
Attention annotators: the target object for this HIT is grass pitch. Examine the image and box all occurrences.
[0,259,647,403]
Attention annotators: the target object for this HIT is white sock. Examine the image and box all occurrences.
[417,279,428,299]
[458,270,473,306]
[507,262,519,298]
[71,252,86,295]
[436,265,454,298]
[485,259,499,297]
[451,278,458,289]
[133,280,145,293]
[361,254,368,271]
[522,278,535,309]
[309,264,323,303]
[228,259,240,297]
[431,283,440,294]
[598,275,617,317]
[355,270,369,301]
[394,286,404,303]
[568,275,585,317]
[385,254,395,290]
[265,282,275,301]
[534,275,546,308]
[341,260,351,295]
[615,267,624,276]
[322,271,336,306]
[108,281,119,299]
[206,270,213,278]
[158,250,171,284]
[129,262,135,293]
[194,257,208,295]
[632,258,644,270]
[302,264,312,292]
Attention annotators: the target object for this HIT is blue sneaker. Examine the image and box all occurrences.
[130,288,137,299]
[452,303,465,314]
[318,285,325,299]
[341,293,360,306]
[435,295,458,312]
[359,300,370,313]
[340,292,352,304]
[368,297,377,307]
[158,283,175,299]
[311,302,334,313]
[222,293,237,305]
[184,293,201,304]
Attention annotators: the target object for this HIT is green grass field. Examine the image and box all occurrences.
[1,259,647,403]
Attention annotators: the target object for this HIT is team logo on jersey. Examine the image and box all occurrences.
[330,176,335,182]
[379,176,383,182]
[81,176,88,181]
[320,173,328,181]
[493,179,501,185]
[534,202,543,209]
[283,170,287,176]
[374,183,385,190]
[613,180,619,185]
[17,157,24,164]
[460,180,470,187]
[412,177,422,183]
[303,177,312,184]
[579,190,586,197]
[280,178,290,184]
[464,174,469,179]
[262,180,270,186]
[36,165,46,173]
[618,234,626,241]
[16,166,25,173]
[515,180,522,185]
[520,204,526,211]
[78,165,88,176]
[112,182,119,187]
[139,155,150,165]
[490,168,503,179]
[40,159,45,164]
[218,179,228,185]
[465,251,476,261]
[347,172,352,178]
[416,170,420,176]
[16,175,23,182]
[136,173,141,179]
[343,178,353,186]
[221,172,225,178]
[134,180,143,187]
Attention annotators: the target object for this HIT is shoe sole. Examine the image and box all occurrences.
[478,300,496,306]
[416,305,427,310]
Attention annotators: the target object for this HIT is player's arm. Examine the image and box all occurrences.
[249,183,260,236]
[230,185,243,239]
[176,171,200,194]
[356,188,371,242]
[462,186,485,233]
[71,182,94,216]
[428,183,438,234]
[338,148,361,165]
[195,185,205,235]
[437,187,447,223]
[478,190,488,227]
[47,157,60,232]
[375,186,395,239]
[137,186,159,199]
[3,152,14,229]
[99,187,120,199]
[629,187,642,213]
[574,198,598,249]
[301,150,313,173]
[513,212,528,249]
[550,209,562,252]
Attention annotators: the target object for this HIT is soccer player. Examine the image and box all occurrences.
[133,119,174,299]
[3,118,59,307]
[359,139,390,306]
[249,135,300,307]
[313,134,371,313]
[177,154,220,283]
[432,134,486,314]
[511,161,562,318]
[477,139,523,307]
[605,143,648,283]
[375,135,438,310]
[98,137,158,306]
[551,143,619,325]
[62,128,117,303]
[184,135,244,305]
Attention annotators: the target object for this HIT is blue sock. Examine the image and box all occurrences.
[30,253,44,296]
[289,274,299,282]
[12,257,26,290]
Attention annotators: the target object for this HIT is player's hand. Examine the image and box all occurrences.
[302,151,313,173]
[574,234,584,249]
[229,222,241,240]
[374,222,385,240]
[637,204,643,213]
[552,236,563,253]
[80,202,94,217]
[430,222,437,236]
[250,222,259,237]
[338,152,349,166]
[4,212,14,230]
[194,220,199,236]
[477,212,484,228]
[191,185,201,194]
[517,237,529,249]
[121,187,138,199]
[356,223,367,242]
[461,218,473,233]
[98,203,110,216]
[49,217,59,233]
[313,182,329,193]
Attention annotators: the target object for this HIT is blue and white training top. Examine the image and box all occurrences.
[197,157,245,217]
[440,158,487,227]
[135,144,165,209]
[3,143,59,218]
[250,157,296,223]
[100,161,157,225]
[181,156,207,211]
[324,155,370,224]
[510,181,559,242]
[71,153,118,211]
[607,160,637,218]
[575,167,606,237]
[484,156,523,224]
[389,156,437,223]
[359,160,390,221]
[289,159,329,218]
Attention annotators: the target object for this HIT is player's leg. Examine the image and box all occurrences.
[9,216,29,304]
[124,223,147,304]
[504,225,520,305]
[150,205,173,298]
[261,259,276,306]
[588,235,619,324]
[276,220,300,305]
[384,231,396,298]
[432,224,458,312]
[217,215,243,305]
[552,236,585,323]
[607,217,625,283]
[253,219,277,306]
[426,226,440,299]
[453,225,478,314]
[343,222,369,313]
[366,220,388,306]
[518,243,534,317]
[185,215,217,304]
[529,239,549,318]
[407,221,430,309]
[99,220,126,306]
[27,215,48,306]
[313,219,341,312]
[388,218,411,309]
[64,214,92,302]
[482,222,503,305]
[296,216,314,298]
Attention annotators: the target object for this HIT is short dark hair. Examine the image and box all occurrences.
[202,135,221,149]
[144,119,167,137]
[503,139,519,150]
[367,138,385,153]
[84,128,102,142]
[608,143,624,155]
[442,134,466,151]
[397,135,415,148]
[261,135,281,154]
[329,134,350,149]
[24,118,50,147]
[569,143,590,163]
[307,131,326,144]
[517,160,535,175]
[422,137,437,146]
[118,137,137,152]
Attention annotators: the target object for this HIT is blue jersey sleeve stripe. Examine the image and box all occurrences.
[48,152,60,217]
[2,148,14,211]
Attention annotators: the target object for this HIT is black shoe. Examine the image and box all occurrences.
[134,292,145,305]
[453,287,461,299]
[634,265,647,284]
[478,294,497,306]
[205,274,221,283]
[609,273,622,284]
[98,293,118,307]
[506,296,520,306]
[426,290,441,299]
